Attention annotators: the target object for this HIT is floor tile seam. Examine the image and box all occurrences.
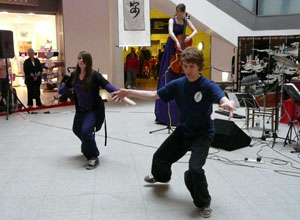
[90,169,98,220]
[0,134,43,194]
[92,112,133,219]
[128,141,150,220]
[208,160,263,219]
[33,135,74,220]
[257,169,300,204]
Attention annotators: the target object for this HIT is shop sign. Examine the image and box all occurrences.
[0,0,39,6]
[151,18,169,34]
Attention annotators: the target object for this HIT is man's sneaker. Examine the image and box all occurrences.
[144,174,157,183]
[199,205,212,218]
[86,157,99,170]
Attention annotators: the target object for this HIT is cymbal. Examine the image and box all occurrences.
[273,56,297,68]
[241,74,260,86]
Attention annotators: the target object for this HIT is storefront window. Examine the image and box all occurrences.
[0,12,57,86]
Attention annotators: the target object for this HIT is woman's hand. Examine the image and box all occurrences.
[123,97,136,106]
[175,41,181,50]
[184,36,191,43]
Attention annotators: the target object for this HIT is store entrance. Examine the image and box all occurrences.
[0,12,65,109]
[123,46,159,90]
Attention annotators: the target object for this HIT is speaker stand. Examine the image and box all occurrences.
[5,58,30,120]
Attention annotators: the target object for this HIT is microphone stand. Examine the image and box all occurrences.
[261,83,267,140]
[149,65,173,134]
[271,70,292,147]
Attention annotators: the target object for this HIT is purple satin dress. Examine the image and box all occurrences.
[155,17,185,126]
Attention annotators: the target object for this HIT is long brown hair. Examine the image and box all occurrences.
[72,51,93,91]
[176,3,186,12]
[175,3,186,16]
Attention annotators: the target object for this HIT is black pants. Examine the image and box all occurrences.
[26,83,42,106]
[151,126,211,208]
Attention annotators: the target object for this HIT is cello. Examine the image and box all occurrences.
[169,16,193,74]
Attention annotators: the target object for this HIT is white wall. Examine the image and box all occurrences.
[62,0,123,87]
[211,36,234,82]
[110,0,124,87]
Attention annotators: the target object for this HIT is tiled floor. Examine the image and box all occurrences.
[1,95,300,219]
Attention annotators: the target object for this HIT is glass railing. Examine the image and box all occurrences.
[233,0,300,16]
[233,0,257,14]
[258,0,300,16]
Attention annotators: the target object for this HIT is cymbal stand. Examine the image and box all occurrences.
[272,71,293,147]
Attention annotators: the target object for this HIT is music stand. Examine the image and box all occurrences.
[235,92,271,140]
[282,83,300,147]
[235,93,259,109]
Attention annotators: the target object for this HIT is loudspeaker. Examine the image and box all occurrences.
[211,119,251,151]
[0,30,15,58]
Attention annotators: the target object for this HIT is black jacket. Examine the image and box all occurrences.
[23,58,42,85]
[65,70,109,131]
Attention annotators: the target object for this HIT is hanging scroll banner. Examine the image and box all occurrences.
[118,0,150,47]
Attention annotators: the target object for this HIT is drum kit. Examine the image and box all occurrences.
[241,55,298,93]
[240,53,299,141]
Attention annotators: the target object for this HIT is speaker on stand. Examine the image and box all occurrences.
[0,30,15,58]
[0,30,30,119]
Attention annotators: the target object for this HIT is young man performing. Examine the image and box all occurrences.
[112,47,235,218]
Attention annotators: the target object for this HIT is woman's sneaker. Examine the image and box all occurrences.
[199,205,212,218]
[86,157,99,170]
[144,174,157,183]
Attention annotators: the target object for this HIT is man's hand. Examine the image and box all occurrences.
[111,89,136,106]
[219,97,236,120]
[112,89,129,101]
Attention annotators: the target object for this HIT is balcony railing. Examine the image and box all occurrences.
[233,0,300,16]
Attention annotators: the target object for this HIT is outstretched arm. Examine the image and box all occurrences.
[104,84,136,106]
[219,97,236,120]
[112,89,159,101]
